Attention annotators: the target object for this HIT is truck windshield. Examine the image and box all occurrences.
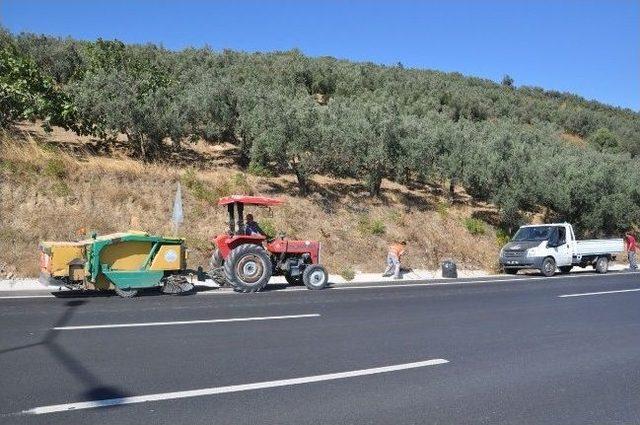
[512,226,554,242]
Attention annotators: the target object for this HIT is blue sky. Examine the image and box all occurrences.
[2,0,638,110]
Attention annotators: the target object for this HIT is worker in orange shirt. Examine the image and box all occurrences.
[382,241,407,279]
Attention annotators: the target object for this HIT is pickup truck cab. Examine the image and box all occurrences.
[500,223,624,277]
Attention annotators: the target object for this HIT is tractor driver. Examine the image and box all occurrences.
[245,214,266,237]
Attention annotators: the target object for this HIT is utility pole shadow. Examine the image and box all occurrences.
[0,300,131,406]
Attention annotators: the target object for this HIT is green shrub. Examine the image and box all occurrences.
[181,169,216,203]
[259,218,277,239]
[232,172,247,187]
[0,159,18,174]
[51,180,70,196]
[464,217,486,235]
[369,219,386,236]
[231,172,253,194]
[340,268,355,281]
[247,161,273,177]
[387,210,403,225]
[180,168,199,188]
[357,215,371,235]
[212,179,233,200]
[495,228,511,246]
[357,215,386,236]
[44,158,67,179]
[436,201,449,217]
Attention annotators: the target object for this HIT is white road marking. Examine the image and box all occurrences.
[53,314,320,330]
[0,294,55,299]
[559,288,640,298]
[22,358,449,415]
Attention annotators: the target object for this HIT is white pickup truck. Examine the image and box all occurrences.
[499,223,624,277]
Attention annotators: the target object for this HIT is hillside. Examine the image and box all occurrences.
[0,124,501,278]
[1,29,639,278]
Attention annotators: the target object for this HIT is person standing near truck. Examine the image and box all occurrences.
[383,241,407,279]
[624,231,638,270]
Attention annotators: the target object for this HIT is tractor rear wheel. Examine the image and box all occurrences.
[224,244,272,293]
[302,265,329,290]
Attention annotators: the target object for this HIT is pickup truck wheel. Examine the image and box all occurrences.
[541,257,556,277]
[504,268,518,275]
[559,266,572,274]
[595,256,609,274]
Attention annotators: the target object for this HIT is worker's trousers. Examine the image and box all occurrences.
[383,254,401,278]
[629,251,638,270]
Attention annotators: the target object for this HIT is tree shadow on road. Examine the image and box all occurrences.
[0,300,131,404]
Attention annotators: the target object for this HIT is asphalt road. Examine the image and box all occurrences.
[0,271,639,424]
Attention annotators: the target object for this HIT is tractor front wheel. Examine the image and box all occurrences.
[224,244,272,293]
[302,265,329,290]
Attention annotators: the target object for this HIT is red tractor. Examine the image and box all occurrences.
[208,195,329,292]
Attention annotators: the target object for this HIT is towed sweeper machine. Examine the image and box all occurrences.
[39,231,193,297]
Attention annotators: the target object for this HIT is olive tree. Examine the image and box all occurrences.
[242,91,324,194]
[0,45,75,130]
[69,40,184,158]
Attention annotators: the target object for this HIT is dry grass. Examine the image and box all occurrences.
[0,124,502,277]
[561,132,587,149]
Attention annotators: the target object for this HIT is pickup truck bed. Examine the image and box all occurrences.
[575,239,624,257]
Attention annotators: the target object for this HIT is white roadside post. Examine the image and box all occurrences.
[171,182,184,236]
